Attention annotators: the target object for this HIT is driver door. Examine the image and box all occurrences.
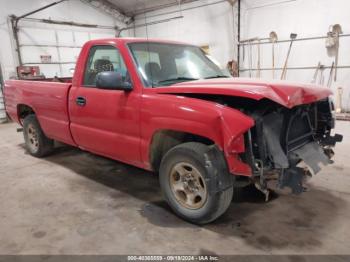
[69,45,142,166]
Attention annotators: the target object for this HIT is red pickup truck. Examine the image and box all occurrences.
[4,38,342,224]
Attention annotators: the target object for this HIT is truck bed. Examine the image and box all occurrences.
[4,79,75,145]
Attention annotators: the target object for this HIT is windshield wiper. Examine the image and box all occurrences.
[157,77,199,84]
[204,75,229,79]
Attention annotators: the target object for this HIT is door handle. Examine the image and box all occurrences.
[76,96,86,106]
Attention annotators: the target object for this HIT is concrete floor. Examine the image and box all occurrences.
[0,121,349,255]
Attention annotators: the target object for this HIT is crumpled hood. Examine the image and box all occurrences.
[152,78,332,108]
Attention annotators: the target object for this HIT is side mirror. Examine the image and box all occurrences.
[96,71,132,91]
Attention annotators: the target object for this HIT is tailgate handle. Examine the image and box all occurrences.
[76,96,86,106]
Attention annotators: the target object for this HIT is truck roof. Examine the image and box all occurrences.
[84,37,193,46]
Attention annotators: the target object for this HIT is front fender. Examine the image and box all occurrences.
[141,93,254,175]
[219,106,255,176]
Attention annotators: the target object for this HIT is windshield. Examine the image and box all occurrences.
[128,42,229,87]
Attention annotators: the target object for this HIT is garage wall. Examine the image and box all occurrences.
[0,0,127,80]
[132,0,350,111]
[131,0,237,69]
[240,0,350,111]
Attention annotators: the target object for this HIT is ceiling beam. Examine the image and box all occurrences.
[80,0,133,25]
[125,0,200,17]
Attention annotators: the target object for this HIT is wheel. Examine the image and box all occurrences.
[159,142,234,224]
[23,114,54,157]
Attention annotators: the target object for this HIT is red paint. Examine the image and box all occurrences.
[153,78,332,109]
[4,38,333,177]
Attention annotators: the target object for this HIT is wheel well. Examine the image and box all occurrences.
[150,130,214,172]
[17,104,35,123]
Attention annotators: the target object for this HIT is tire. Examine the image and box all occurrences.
[159,142,233,224]
[23,114,54,157]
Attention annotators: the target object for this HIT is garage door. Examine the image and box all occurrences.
[18,21,117,78]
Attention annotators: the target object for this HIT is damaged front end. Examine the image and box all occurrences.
[241,98,342,198]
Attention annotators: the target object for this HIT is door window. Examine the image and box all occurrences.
[83,45,129,87]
